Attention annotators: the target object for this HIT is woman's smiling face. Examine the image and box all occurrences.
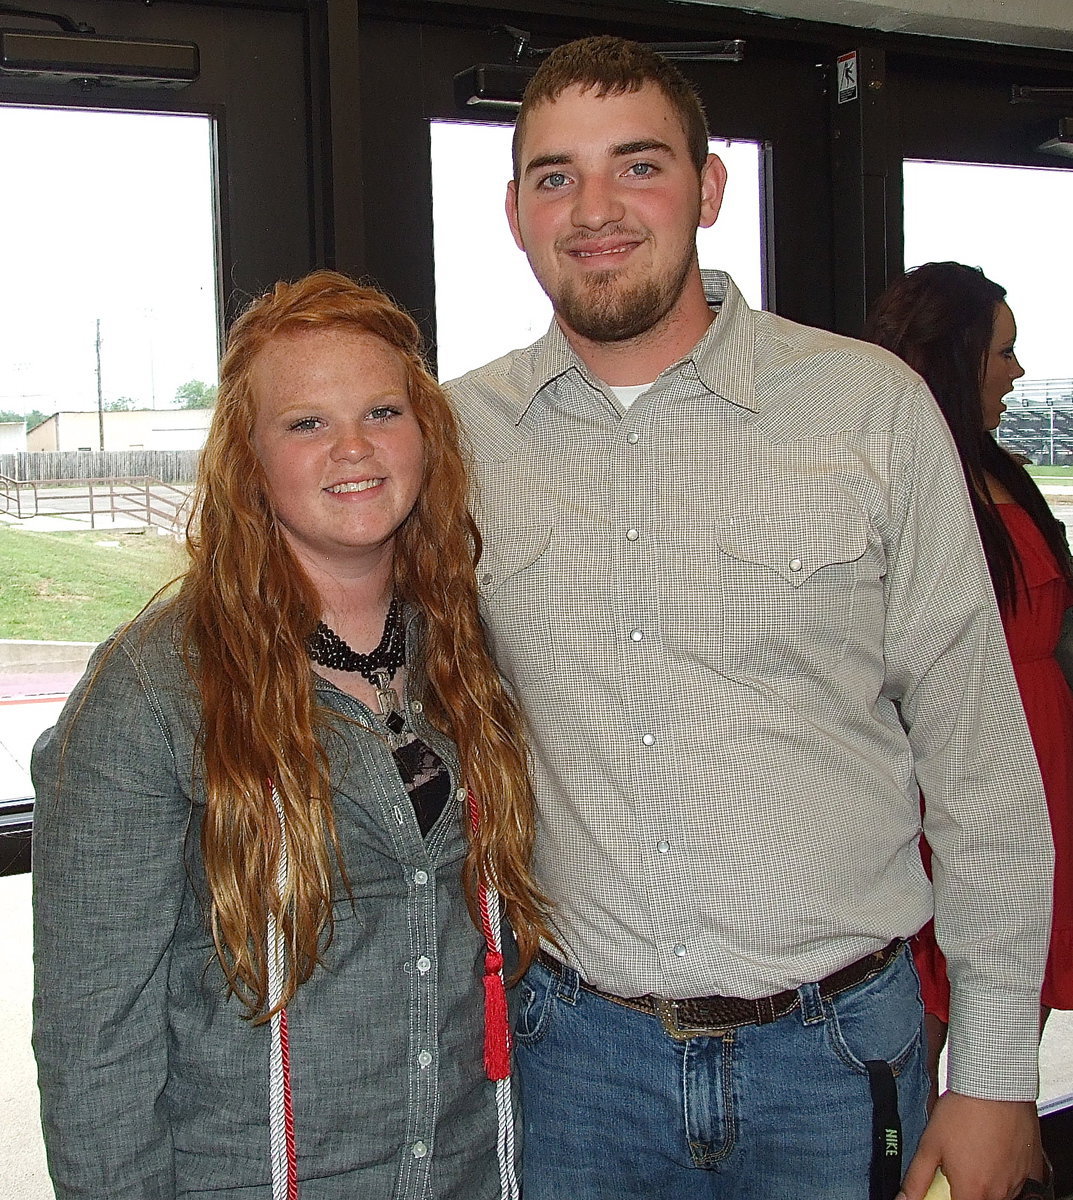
[250,326,425,574]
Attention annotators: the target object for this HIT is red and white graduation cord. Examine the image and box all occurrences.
[264,785,519,1200]
[267,786,299,1200]
[467,787,519,1200]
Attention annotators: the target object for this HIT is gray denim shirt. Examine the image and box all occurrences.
[31,609,515,1199]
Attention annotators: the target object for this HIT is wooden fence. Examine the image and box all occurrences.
[0,449,199,484]
[0,477,192,533]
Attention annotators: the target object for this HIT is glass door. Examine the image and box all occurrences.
[901,156,1073,1116]
[0,4,319,1191]
[0,102,221,1200]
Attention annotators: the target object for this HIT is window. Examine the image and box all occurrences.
[903,158,1073,429]
[430,120,766,382]
[904,156,1073,1110]
[0,103,220,1199]
[0,105,219,421]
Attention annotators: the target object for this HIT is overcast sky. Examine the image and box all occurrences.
[2,106,1070,417]
[904,158,1073,382]
[433,124,1073,384]
[0,106,219,415]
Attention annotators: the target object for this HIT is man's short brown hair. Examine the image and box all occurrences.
[512,35,711,179]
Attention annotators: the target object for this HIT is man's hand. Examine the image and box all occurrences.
[896,1092,1044,1200]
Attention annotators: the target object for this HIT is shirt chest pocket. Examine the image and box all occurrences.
[475,525,562,681]
[477,525,554,597]
[718,509,872,586]
[663,503,885,678]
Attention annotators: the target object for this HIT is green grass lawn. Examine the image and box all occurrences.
[0,527,184,642]
[1027,465,1073,479]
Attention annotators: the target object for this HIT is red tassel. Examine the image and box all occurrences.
[482,950,511,1081]
[469,789,512,1082]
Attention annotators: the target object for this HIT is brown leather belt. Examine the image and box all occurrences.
[536,940,903,1041]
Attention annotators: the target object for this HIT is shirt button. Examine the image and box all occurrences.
[417,1050,433,1068]
[481,572,494,585]
[626,431,640,444]
[642,733,655,747]
[411,700,423,714]
[673,944,687,958]
[630,629,644,642]
[789,557,803,572]
[412,1141,429,1159]
[626,528,639,541]
[414,869,428,885]
[416,955,431,974]
[455,787,467,802]
[657,840,670,853]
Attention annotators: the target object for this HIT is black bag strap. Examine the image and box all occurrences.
[865,1059,903,1200]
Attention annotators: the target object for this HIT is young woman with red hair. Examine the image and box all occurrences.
[32,271,548,1200]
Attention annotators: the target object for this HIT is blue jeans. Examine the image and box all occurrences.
[515,945,929,1199]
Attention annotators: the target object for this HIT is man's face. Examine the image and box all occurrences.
[506,82,725,345]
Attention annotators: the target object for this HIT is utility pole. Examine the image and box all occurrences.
[96,318,104,451]
[145,307,157,408]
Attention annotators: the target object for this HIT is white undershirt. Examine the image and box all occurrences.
[609,383,655,411]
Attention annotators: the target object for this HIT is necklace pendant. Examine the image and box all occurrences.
[383,709,407,749]
[373,670,407,749]
[372,669,400,718]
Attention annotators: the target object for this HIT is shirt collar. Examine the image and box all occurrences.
[511,269,759,424]
[691,270,759,413]
[525,320,585,412]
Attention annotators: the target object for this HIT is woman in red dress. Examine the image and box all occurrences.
[866,261,1073,1097]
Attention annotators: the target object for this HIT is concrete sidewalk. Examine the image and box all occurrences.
[1,873,51,1200]
[0,508,155,533]
[0,695,68,805]
[0,644,93,804]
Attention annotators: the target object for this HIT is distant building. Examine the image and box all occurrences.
[1000,378,1073,466]
[1010,378,1073,406]
[26,408,212,453]
[0,420,27,453]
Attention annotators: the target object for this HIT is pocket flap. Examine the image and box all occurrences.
[716,505,869,585]
[477,525,554,596]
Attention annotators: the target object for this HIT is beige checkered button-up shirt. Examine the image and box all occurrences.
[448,271,1052,1101]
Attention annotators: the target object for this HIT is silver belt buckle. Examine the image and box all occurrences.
[654,997,728,1042]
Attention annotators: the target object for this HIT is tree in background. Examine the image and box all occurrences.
[104,397,138,412]
[175,379,218,409]
[0,408,48,430]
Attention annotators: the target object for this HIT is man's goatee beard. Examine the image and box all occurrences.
[553,257,693,344]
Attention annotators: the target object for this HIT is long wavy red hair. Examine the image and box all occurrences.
[178,270,548,1019]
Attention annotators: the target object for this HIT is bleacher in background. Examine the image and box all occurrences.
[998,379,1073,465]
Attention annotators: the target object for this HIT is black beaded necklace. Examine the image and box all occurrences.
[308,593,406,687]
